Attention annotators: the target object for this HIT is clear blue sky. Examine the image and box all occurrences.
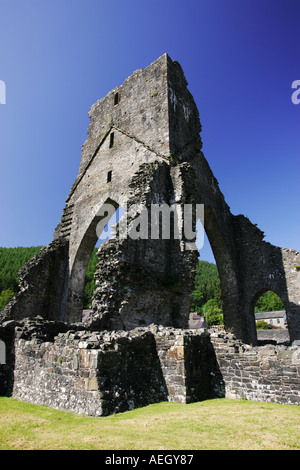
[0,0,299,263]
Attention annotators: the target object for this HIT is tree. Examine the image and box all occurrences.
[0,246,42,293]
[191,260,220,313]
[255,291,284,312]
[203,298,224,327]
[0,288,15,312]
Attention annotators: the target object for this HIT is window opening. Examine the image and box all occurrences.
[114,92,120,106]
[107,170,112,183]
[254,290,289,344]
[83,206,125,311]
[109,132,114,148]
[190,220,222,330]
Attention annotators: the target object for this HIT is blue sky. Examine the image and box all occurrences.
[0,0,299,263]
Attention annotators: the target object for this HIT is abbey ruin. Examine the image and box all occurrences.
[0,54,299,415]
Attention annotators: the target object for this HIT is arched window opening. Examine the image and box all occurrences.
[83,206,125,310]
[67,201,125,323]
[190,219,223,330]
[254,290,289,344]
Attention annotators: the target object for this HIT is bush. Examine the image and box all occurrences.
[203,299,224,327]
[256,320,272,330]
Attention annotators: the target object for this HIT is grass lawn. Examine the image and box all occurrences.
[0,397,299,450]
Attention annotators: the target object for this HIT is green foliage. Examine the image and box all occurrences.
[0,246,43,293]
[202,298,224,327]
[83,249,98,308]
[254,291,284,312]
[191,261,224,326]
[256,320,272,330]
[0,288,15,312]
[0,247,43,311]
[191,261,220,313]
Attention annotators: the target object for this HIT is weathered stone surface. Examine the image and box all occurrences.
[0,54,300,415]
[2,53,299,344]
[1,321,299,415]
[210,329,300,405]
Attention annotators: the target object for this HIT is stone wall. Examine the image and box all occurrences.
[2,54,300,345]
[8,319,168,416]
[1,55,300,415]
[210,329,300,405]
[1,320,299,416]
[257,328,290,344]
[0,319,214,415]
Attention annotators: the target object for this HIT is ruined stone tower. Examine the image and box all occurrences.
[2,54,300,345]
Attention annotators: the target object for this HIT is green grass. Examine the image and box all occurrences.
[0,397,299,450]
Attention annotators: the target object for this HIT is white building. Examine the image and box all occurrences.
[255,311,287,329]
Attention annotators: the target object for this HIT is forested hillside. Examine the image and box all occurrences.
[0,247,43,292]
[0,247,284,320]
[0,246,43,311]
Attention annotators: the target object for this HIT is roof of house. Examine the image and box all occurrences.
[189,313,208,329]
[255,310,285,320]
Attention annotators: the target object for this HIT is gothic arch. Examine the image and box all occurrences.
[203,206,240,334]
[66,198,120,322]
[2,54,299,344]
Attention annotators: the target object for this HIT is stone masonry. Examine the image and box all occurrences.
[0,319,299,416]
[2,53,299,345]
[0,54,299,415]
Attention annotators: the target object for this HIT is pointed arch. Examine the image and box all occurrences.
[66,198,120,323]
[203,206,240,335]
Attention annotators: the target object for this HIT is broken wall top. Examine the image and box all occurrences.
[67,53,202,203]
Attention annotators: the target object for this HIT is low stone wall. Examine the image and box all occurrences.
[8,322,214,416]
[210,330,300,405]
[10,320,168,416]
[0,320,299,416]
[154,326,213,404]
[257,328,290,344]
